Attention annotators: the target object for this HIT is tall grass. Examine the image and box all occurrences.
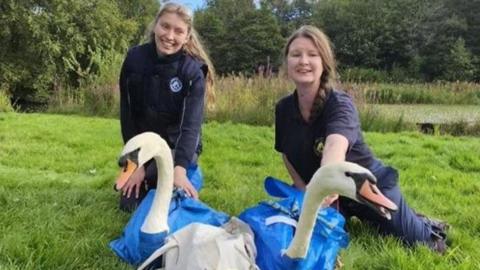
[359,82,480,105]
[0,90,14,112]
[45,73,480,135]
[207,75,293,126]
[357,104,416,133]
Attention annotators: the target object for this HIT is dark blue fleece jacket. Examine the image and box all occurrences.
[119,42,207,178]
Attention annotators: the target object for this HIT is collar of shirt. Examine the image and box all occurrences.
[149,41,184,64]
[291,89,334,125]
[291,90,306,124]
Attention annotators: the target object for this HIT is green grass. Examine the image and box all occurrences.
[0,113,479,269]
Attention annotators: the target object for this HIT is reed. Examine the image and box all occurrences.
[45,74,480,135]
[207,74,293,126]
[0,90,15,112]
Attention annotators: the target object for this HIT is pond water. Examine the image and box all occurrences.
[371,104,480,124]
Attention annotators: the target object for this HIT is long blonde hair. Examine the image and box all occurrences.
[147,3,216,109]
[283,25,338,122]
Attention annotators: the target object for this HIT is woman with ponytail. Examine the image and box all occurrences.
[274,25,449,254]
[118,3,215,210]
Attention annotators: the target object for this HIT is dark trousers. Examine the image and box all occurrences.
[339,166,433,246]
[119,175,155,212]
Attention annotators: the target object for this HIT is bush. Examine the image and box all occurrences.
[341,68,390,83]
[1,0,142,109]
[440,121,480,137]
[83,84,119,117]
[0,90,14,112]
[47,49,123,118]
[358,105,416,133]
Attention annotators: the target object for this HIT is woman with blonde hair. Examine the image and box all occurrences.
[118,2,215,211]
[275,25,448,253]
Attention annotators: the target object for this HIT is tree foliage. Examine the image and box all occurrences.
[0,0,157,104]
[195,0,283,75]
[2,0,480,108]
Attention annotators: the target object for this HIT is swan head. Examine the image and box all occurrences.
[115,132,172,190]
[309,161,398,219]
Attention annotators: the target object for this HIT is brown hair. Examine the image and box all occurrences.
[147,3,216,109]
[283,25,338,122]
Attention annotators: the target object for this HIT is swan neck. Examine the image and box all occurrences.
[140,154,174,234]
[285,189,328,259]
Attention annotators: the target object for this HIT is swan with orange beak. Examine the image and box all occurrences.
[285,161,398,259]
[110,132,175,265]
[239,161,398,270]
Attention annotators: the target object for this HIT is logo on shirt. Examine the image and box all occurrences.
[313,137,324,157]
[169,77,183,93]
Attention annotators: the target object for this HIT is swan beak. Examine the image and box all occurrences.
[114,159,137,191]
[358,181,398,220]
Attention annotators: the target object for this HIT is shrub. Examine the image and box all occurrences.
[83,84,119,118]
[341,68,390,83]
[47,49,123,118]
[358,105,416,133]
[0,90,14,112]
[440,121,480,137]
[2,1,137,107]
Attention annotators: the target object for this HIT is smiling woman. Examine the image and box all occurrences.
[153,12,189,55]
[117,2,216,211]
[275,25,450,255]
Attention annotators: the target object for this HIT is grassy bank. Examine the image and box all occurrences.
[0,113,479,269]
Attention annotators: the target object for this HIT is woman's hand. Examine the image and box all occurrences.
[292,180,307,191]
[174,166,199,199]
[121,165,146,199]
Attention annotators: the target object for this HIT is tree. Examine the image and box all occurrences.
[444,0,480,81]
[195,0,284,75]
[194,9,226,71]
[221,8,284,74]
[260,0,314,37]
[442,38,475,81]
[116,0,158,44]
[0,0,153,105]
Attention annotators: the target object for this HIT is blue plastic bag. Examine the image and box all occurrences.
[110,166,230,265]
[239,177,349,270]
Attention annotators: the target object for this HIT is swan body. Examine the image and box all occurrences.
[240,161,398,270]
[110,132,229,265]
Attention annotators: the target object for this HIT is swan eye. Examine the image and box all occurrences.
[118,156,127,168]
[127,149,140,161]
[345,172,352,178]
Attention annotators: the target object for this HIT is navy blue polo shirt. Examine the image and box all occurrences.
[275,89,380,183]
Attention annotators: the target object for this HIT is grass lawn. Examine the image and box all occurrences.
[0,112,479,269]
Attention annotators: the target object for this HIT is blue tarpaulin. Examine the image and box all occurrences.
[110,165,230,265]
[239,177,349,270]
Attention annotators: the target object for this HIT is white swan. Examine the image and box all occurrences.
[110,132,255,269]
[284,161,398,259]
[239,161,398,269]
[117,132,174,234]
[110,132,176,265]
